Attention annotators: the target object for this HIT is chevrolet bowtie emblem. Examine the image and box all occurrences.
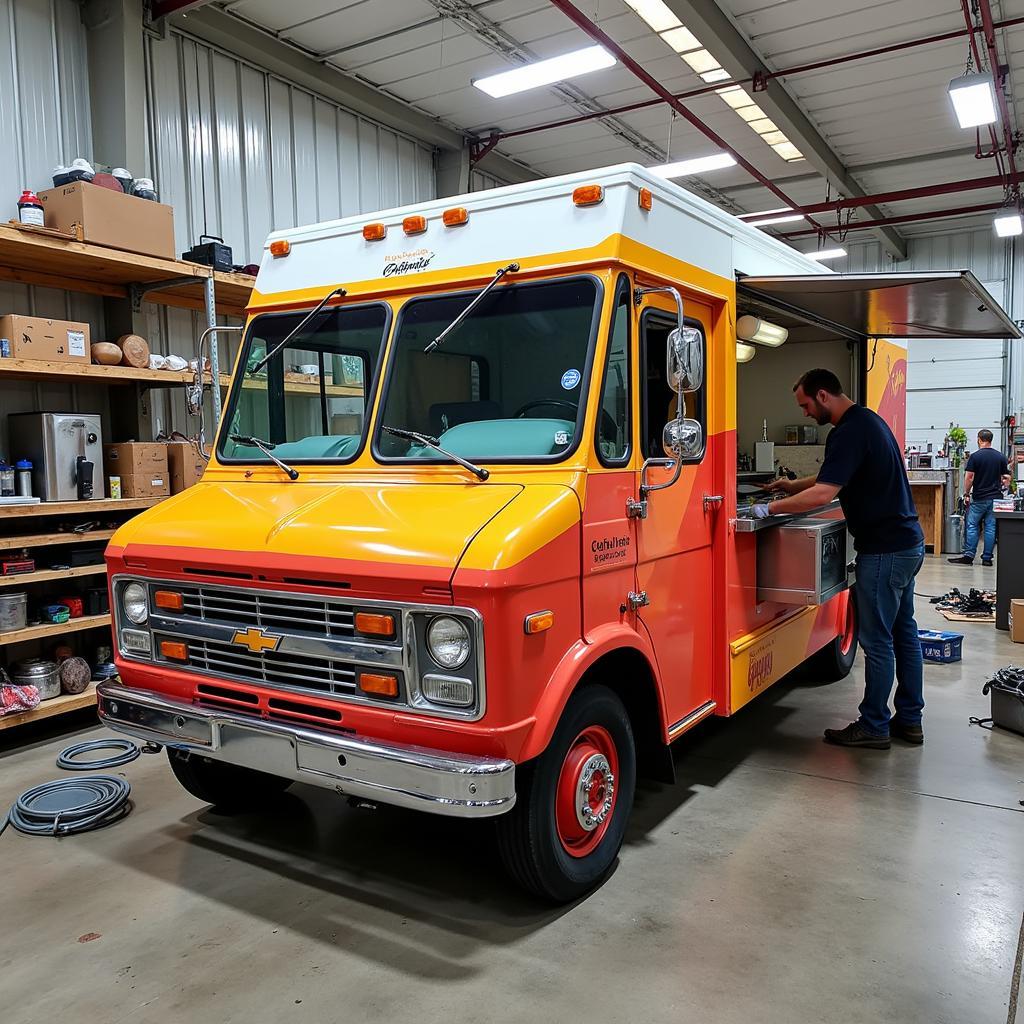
[231,626,282,654]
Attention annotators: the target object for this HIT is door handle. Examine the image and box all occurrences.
[703,494,724,512]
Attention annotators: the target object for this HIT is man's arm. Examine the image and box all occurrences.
[763,475,817,496]
[963,470,975,500]
[764,481,841,516]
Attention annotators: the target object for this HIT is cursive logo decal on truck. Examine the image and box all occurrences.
[747,641,775,693]
[232,626,283,654]
[383,248,435,277]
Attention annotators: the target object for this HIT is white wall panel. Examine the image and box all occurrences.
[145,30,437,265]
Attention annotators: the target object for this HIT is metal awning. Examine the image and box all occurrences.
[737,271,1021,343]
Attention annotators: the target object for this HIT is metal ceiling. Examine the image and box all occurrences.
[208,0,1024,252]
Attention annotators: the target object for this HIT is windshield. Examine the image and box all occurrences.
[218,303,389,464]
[377,277,600,463]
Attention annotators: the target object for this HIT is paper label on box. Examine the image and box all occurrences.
[151,478,164,486]
[0,338,9,357]
[67,330,86,356]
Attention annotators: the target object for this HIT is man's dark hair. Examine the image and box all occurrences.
[978,428,994,443]
[793,368,843,397]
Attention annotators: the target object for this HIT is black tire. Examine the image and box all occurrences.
[808,592,858,681]
[166,748,291,813]
[496,684,636,903]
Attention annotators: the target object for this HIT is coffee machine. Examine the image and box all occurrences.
[8,413,104,501]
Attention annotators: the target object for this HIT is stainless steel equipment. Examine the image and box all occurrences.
[10,658,60,700]
[757,517,849,604]
[945,513,963,555]
[7,413,104,501]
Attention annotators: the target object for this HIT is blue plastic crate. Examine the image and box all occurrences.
[918,629,964,663]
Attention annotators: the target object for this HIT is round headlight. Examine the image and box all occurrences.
[427,616,471,670]
[122,582,149,625]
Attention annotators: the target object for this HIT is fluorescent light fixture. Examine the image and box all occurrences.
[737,315,788,347]
[994,212,1023,237]
[748,117,779,135]
[649,152,737,178]
[660,25,700,53]
[736,341,757,363]
[772,140,805,161]
[622,0,681,32]
[716,85,753,108]
[701,68,731,83]
[736,103,768,123]
[759,130,789,146]
[473,45,615,98]
[748,213,806,226]
[948,72,998,129]
[807,247,848,261]
[740,206,792,219]
[682,49,720,75]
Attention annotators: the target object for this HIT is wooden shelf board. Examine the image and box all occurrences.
[0,564,106,588]
[0,528,116,551]
[0,497,162,519]
[221,373,363,398]
[0,613,111,647]
[0,357,193,387]
[0,684,96,731]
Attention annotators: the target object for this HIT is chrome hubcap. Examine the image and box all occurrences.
[575,753,615,832]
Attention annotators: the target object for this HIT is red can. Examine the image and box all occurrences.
[57,595,84,618]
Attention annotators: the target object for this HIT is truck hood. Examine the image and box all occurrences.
[109,480,524,592]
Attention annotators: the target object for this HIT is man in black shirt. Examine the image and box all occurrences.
[757,369,926,749]
[948,429,1010,567]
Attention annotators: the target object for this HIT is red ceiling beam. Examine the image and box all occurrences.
[546,0,830,236]
[976,0,1021,194]
[781,202,1004,238]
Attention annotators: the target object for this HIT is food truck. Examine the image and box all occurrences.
[97,165,1018,901]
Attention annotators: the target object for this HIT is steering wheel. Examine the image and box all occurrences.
[513,399,619,443]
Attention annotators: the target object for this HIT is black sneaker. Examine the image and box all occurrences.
[947,556,973,565]
[890,719,924,744]
[823,722,890,749]
[982,559,993,567]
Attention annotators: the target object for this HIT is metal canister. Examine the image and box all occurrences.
[10,658,61,700]
[0,591,28,633]
[15,459,32,497]
[945,514,964,555]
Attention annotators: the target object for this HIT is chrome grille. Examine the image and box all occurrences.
[176,634,359,697]
[172,584,362,641]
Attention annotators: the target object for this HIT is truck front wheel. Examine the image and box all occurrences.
[808,592,859,681]
[166,748,291,813]
[496,684,636,903]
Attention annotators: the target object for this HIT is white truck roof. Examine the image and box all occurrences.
[256,162,829,297]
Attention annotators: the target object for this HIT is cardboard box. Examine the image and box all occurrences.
[165,441,206,494]
[118,473,170,498]
[0,314,90,363]
[38,182,175,260]
[1010,600,1024,643]
[104,442,168,480]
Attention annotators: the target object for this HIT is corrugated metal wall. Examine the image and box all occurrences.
[846,228,1013,451]
[470,168,509,192]
[0,0,107,458]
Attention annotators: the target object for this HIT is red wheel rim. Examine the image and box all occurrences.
[839,597,856,656]
[555,724,619,859]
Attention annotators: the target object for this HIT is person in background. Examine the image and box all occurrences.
[757,369,926,750]
[948,429,1011,568]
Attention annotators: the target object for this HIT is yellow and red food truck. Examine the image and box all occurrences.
[98,165,1017,900]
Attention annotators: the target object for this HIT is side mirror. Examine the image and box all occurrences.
[663,417,703,459]
[667,326,703,393]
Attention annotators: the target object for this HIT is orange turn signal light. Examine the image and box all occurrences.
[524,610,555,635]
[403,215,427,235]
[354,612,396,638]
[154,590,184,612]
[442,206,469,227]
[363,222,386,241]
[359,672,399,698]
[269,239,291,258]
[160,640,189,661]
[638,187,653,211]
[573,184,603,207]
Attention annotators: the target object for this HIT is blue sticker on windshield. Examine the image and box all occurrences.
[560,368,581,390]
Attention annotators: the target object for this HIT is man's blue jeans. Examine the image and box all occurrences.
[963,498,996,561]
[854,544,925,737]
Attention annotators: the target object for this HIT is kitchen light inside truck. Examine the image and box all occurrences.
[737,315,788,347]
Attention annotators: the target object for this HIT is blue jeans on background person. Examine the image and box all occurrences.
[854,544,926,737]
[963,498,996,561]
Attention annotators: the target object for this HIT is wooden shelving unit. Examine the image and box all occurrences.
[0,528,116,552]
[1,497,162,519]
[0,613,112,647]
[0,564,105,589]
[0,684,97,731]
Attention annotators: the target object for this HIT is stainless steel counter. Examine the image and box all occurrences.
[734,500,842,533]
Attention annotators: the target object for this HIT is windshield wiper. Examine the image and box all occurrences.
[229,434,300,480]
[423,263,519,353]
[382,426,489,481]
[249,286,347,375]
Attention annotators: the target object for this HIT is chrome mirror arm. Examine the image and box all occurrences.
[187,324,244,459]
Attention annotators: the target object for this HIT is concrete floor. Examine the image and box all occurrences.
[2,556,1022,1024]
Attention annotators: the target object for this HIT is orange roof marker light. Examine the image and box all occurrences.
[269,239,290,258]
[638,187,653,211]
[363,223,386,241]
[573,184,604,207]
[403,215,427,235]
[443,207,469,227]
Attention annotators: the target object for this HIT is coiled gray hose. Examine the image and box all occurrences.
[1,775,131,837]
[56,738,141,771]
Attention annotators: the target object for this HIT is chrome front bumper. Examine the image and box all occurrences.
[96,682,515,818]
